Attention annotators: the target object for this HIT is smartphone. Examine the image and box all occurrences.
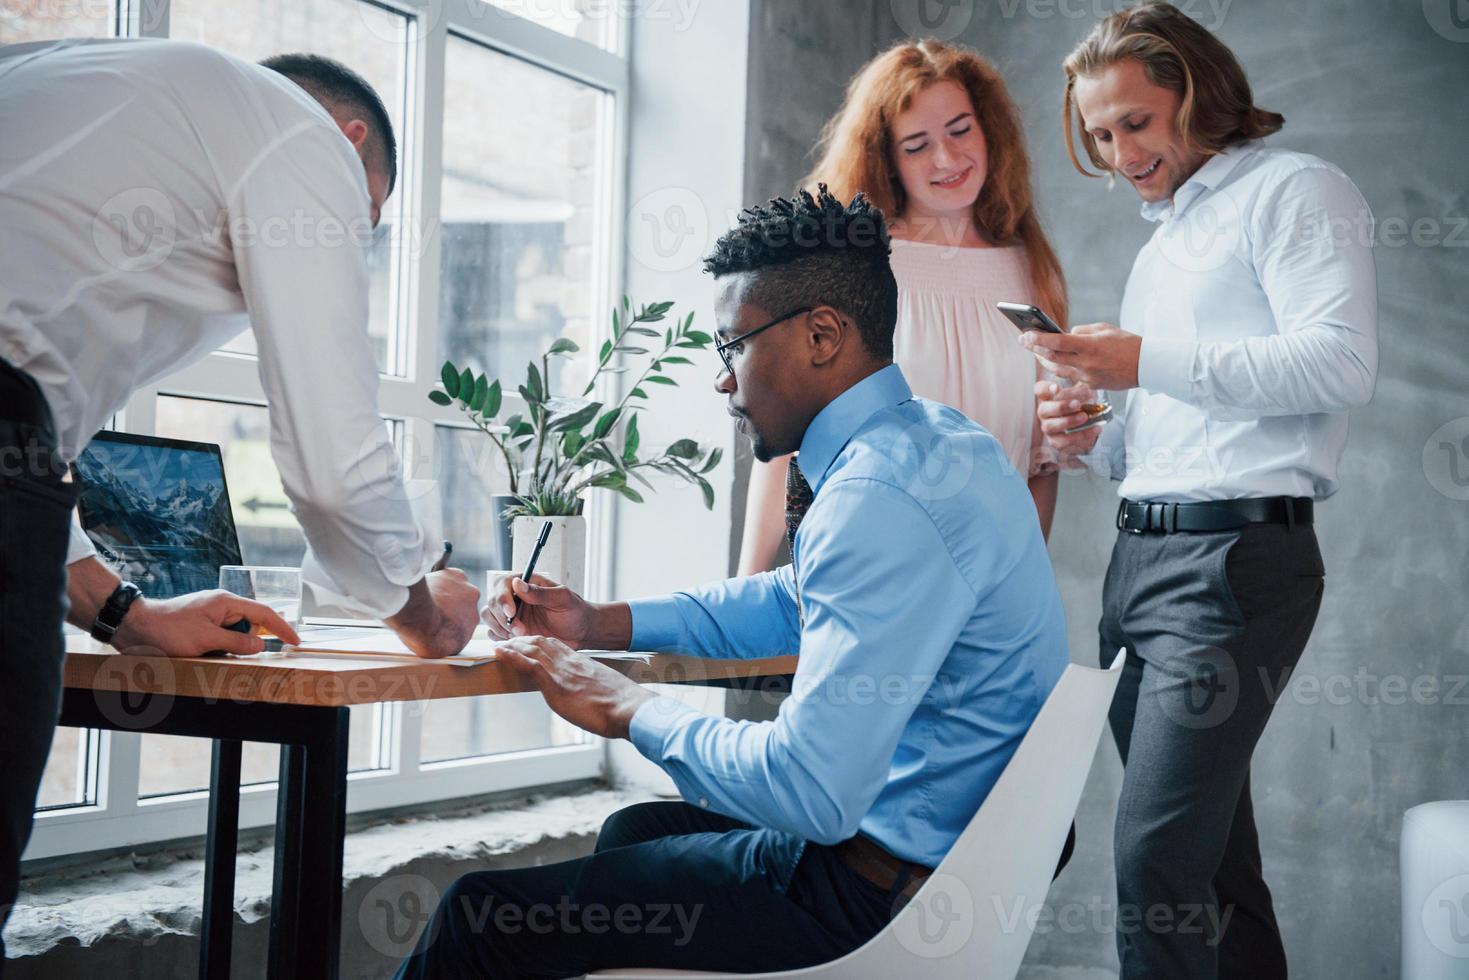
[996,302,1065,334]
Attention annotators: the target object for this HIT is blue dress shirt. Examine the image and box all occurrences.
[628,364,1069,868]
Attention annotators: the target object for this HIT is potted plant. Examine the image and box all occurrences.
[428,298,723,592]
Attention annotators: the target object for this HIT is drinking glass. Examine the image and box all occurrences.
[218,565,302,636]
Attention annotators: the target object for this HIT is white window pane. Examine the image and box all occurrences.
[439,36,608,395]
[484,0,615,50]
[34,728,99,810]
[420,426,584,762]
[138,707,382,797]
[0,0,113,43]
[169,0,412,374]
[436,425,513,580]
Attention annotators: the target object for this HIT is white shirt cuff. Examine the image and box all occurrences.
[1137,336,1198,403]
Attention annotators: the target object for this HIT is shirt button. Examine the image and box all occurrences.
[698,798,710,809]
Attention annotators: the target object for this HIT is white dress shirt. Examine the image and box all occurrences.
[1087,140,1378,502]
[0,38,431,618]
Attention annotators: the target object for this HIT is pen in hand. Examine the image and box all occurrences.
[508,520,553,626]
[431,540,453,573]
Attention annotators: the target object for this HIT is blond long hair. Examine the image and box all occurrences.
[1063,1,1284,178]
[805,39,1068,329]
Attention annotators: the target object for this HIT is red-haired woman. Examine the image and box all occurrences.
[738,40,1069,573]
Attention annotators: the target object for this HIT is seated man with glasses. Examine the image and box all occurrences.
[395,186,1071,979]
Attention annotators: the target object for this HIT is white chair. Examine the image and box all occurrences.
[591,649,1127,980]
[1401,800,1469,977]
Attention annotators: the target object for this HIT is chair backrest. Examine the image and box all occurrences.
[590,650,1126,980]
[797,649,1126,979]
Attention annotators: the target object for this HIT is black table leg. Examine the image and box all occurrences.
[268,707,350,980]
[268,743,307,980]
[201,739,242,980]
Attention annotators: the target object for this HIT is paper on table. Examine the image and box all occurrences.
[286,631,502,666]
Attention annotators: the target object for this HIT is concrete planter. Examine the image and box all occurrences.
[511,514,586,594]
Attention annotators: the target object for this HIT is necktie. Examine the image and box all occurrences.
[784,455,814,545]
[785,457,813,627]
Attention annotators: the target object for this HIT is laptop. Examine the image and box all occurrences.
[72,430,382,644]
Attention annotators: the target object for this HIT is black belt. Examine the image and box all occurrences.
[1117,496,1313,534]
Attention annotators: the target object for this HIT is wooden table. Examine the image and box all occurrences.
[61,637,796,980]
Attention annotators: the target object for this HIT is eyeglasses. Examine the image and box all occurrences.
[714,307,813,378]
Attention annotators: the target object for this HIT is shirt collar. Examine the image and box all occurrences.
[796,363,912,495]
[1139,139,1261,223]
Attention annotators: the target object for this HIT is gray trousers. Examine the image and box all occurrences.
[1099,522,1324,979]
[0,360,76,970]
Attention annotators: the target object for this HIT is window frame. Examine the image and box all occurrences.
[25,0,631,863]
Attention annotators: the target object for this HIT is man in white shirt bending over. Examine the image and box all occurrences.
[0,40,480,953]
[1025,3,1377,978]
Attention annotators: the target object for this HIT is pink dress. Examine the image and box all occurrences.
[889,239,1049,478]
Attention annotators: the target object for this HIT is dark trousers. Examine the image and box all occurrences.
[0,359,77,969]
[1099,522,1324,980]
[394,801,900,978]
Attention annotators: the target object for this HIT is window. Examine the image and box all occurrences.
[438,34,610,395]
[0,0,116,44]
[23,0,628,863]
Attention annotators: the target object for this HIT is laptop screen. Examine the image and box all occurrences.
[73,431,244,599]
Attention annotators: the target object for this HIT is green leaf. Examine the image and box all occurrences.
[458,368,475,404]
[593,407,622,440]
[667,439,700,459]
[548,338,580,356]
[550,401,601,433]
[511,421,535,440]
[615,346,648,356]
[685,330,714,346]
[612,308,622,337]
[440,362,461,398]
[698,476,715,510]
[630,387,648,400]
[645,375,677,386]
[485,380,502,418]
[665,328,673,347]
[622,294,630,310]
[623,414,640,463]
[699,447,724,474]
[526,362,544,404]
[591,472,626,489]
[625,326,661,338]
[682,311,695,332]
[660,355,694,366]
[615,484,645,504]
[470,374,489,413]
[599,339,613,363]
[428,390,452,406]
[563,431,586,457]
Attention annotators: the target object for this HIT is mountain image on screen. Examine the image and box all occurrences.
[73,438,242,599]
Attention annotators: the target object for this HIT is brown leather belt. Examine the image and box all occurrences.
[834,834,934,904]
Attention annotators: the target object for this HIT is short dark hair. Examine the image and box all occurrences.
[703,185,898,361]
[260,53,398,195]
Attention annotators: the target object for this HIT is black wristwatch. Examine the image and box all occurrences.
[91,582,143,645]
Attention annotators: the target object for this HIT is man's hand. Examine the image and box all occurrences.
[387,569,481,659]
[1035,380,1106,457]
[110,590,302,658]
[495,636,654,740]
[1019,322,1142,391]
[481,573,631,651]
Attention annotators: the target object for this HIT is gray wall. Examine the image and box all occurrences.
[728,0,894,578]
[740,1,1469,975]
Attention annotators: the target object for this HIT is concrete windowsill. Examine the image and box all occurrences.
[8,785,655,977]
